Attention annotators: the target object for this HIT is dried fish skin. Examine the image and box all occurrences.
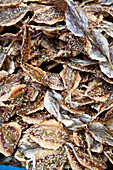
[0,122,21,156]
[0,4,29,26]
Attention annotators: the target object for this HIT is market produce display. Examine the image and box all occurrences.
[0,0,113,169]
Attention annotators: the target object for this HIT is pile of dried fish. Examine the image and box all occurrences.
[0,0,113,169]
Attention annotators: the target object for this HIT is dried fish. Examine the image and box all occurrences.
[21,110,51,124]
[0,4,29,26]
[32,6,65,25]
[66,142,106,169]
[27,119,68,150]
[87,28,112,66]
[22,63,48,86]
[65,144,83,170]
[21,25,31,63]
[0,71,23,102]
[34,147,67,170]
[88,122,113,146]
[0,0,113,169]
[66,0,88,36]
[0,122,21,156]
[86,79,111,102]
[60,66,81,92]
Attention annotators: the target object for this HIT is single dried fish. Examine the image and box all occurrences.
[86,79,111,102]
[66,0,88,36]
[27,119,68,150]
[87,28,112,66]
[0,122,21,156]
[22,63,48,86]
[60,66,81,92]
[66,142,106,169]
[32,6,65,25]
[34,147,67,170]
[21,110,51,124]
[21,25,31,63]
[0,4,29,26]
[88,122,113,146]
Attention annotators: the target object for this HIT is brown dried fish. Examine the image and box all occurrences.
[27,119,68,150]
[66,142,106,169]
[0,0,22,6]
[0,0,113,169]
[0,3,29,26]
[32,6,65,25]
[60,66,81,92]
[86,79,111,102]
[0,71,23,102]
[21,110,51,124]
[88,122,113,146]
[34,147,67,170]
[0,122,21,156]
[21,25,31,63]
[22,63,48,86]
